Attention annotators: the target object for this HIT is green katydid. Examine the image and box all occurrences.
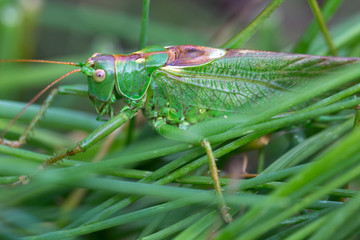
[0,44,359,222]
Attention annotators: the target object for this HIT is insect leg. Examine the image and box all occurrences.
[0,85,88,148]
[154,119,232,223]
[41,106,139,168]
[201,139,233,223]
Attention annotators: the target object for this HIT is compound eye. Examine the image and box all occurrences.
[93,69,106,82]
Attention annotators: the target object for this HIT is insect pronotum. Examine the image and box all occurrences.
[1,44,359,222]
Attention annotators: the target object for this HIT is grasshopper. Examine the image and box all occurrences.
[1,44,359,222]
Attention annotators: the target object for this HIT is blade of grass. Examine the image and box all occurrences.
[261,118,352,174]
[139,0,150,49]
[235,160,360,240]
[137,213,166,239]
[209,97,360,143]
[126,0,151,145]
[0,206,51,236]
[267,208,333,240]
[309,192,360,240]
[309,14,360,55]
[174,211,220,240]
[23,200,192,240]
[308,0,338,56]
[329,213,360,239]
[0,119,72,148]
[67,129,272,228]
[293,0,343,53]
[0,176,18,184]
[65,147,205,228]
[0,100,100,132]
[221,0,285,48]
[68,130,271,227]
[249,182,359,199]
[140,210,208,240]
[301,83,360,112]
[216,128,360,239]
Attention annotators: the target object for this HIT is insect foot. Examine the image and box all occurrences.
[42,145,83,168]
[220,206,233,224]
[12,175,30,186]
[0,138,22,148]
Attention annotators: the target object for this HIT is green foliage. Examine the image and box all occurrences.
[1,0,360,239]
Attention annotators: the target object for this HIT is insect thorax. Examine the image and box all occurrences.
[142,84,229,129]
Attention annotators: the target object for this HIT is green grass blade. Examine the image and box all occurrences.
[0,100,100,132]
[309,192,360,240]
[221,0,285,48]
[139,0,150,49]
[140,210,207,240]
[308,0,338,56]
[24,200,191,240]
[261,119,352,174]
[174,211,219,240]
[309,14,360,55]
[293,0,343,53]
[215,128,360,239]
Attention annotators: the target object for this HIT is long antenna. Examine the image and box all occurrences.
[0,59,78,66]
[0,69,81,137]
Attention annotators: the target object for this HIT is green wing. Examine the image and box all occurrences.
[150,49,357,113]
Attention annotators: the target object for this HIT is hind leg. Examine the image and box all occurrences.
[154,119,232,223]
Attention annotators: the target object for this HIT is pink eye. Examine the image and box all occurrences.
[93,69,106,82]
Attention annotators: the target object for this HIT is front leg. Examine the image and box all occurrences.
[12,106,138,186]
[154,118,232,223]
[41,106,138,168]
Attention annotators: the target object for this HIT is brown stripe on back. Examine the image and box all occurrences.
[165,45,217,66]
